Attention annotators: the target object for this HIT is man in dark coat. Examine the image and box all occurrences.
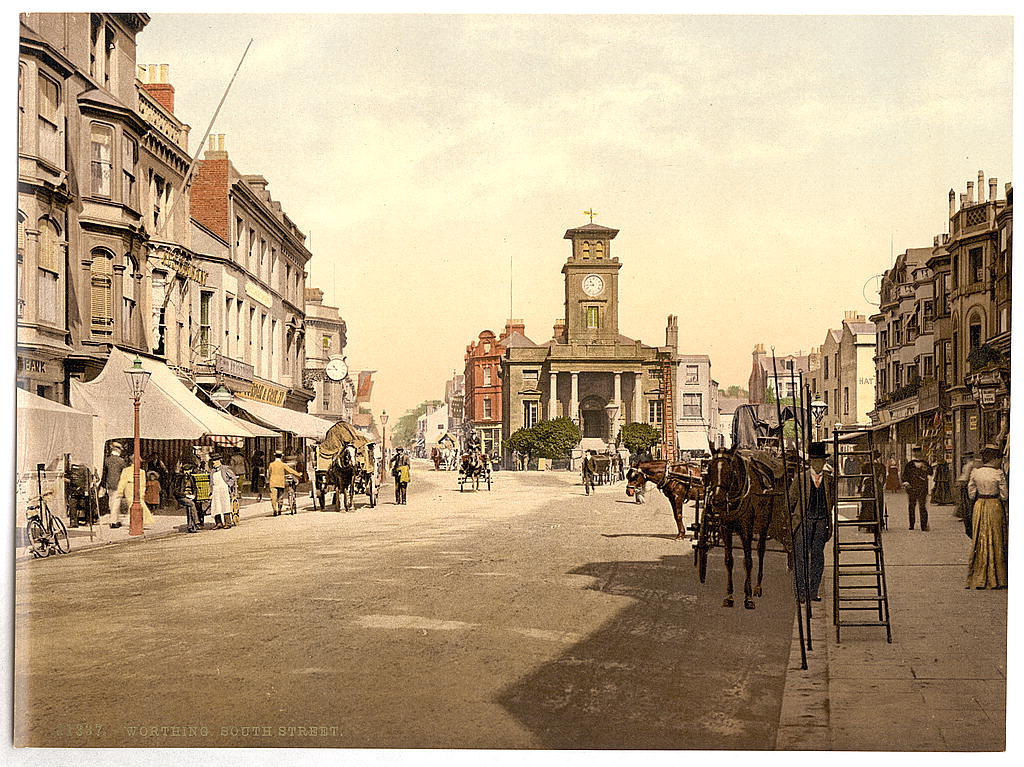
[902,445,933,531]
[582,451,597,495]
[101,443,126,528]
[788,441,834,603]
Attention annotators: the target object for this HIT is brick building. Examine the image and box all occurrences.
[464,328,508,456]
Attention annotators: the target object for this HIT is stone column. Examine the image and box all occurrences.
[612,372,623,440]
[634,372,644,422]
[549,372,558,419]
[570,372,579,425]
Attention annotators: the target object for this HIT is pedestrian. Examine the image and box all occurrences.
[208,454,237,529]
[230,451,247,488]
[788,441,834,603]
[965,444,1008,590]
[268,450,302,516]
[582,450,597,495]
[931,454,953,505]
[902,445,933,531]
[843,453,860,497]
[390,447,410,504]
[115,463,154,527]
[884,457,902,492]
[144,469,162,508]
[955,451,981,536]
[101,443,126,528]
[250,449,266,500]
[174,461,202,533]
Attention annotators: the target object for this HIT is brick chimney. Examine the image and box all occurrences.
[552,319,566,343]
[139,64,175,114]
[190,134,230,240]
[665,314,679,349]
[304,287,324,304]
[502,319,525,339]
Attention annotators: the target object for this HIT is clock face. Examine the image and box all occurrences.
[325,358,348,381]
[582,274,605,296]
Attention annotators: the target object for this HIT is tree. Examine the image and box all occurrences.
[530,417,582,460]
[390,400,443,448]
[504,427,536,459]
[719,385,749,399]
[620,422,661,456]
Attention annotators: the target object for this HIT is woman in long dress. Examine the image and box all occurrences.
[965,445,1008,589]
[209,454,236,529]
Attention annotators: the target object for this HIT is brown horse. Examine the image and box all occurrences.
[704,447,780,609]
[625,460,703,540]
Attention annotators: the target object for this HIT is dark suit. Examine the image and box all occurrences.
[901,458,932,529]
[788,468,834,601]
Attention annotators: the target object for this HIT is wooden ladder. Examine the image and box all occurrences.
[831,426,893,643]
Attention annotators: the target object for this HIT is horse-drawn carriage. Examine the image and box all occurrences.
[314,421,378,511]
[458,450,492,491]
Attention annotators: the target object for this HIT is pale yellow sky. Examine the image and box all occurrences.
[136,12,1013,418]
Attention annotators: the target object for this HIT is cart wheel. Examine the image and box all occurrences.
[51,516,70,554]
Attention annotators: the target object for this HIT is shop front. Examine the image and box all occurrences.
[16,349,67,404]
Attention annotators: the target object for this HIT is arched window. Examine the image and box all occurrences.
[122,255,139,341]
[37,218,61,324]
[90,249,114,335]
[594,241,604,259]
[968,311,984,353]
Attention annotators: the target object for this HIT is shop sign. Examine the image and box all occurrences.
[237,380,287,406]
[968,415,978,431]
[215,354,253,382]
[17,356,47,375]
[980,389,997,406]
[918,380,940,412]
[246,282,272,308]
[159,250,208,286]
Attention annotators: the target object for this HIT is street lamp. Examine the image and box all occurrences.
[123,355,151,536]
[379,410,389,484]
[810,399,828,440]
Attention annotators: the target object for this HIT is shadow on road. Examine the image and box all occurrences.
[600,532,681,540]
[496,551,794,749]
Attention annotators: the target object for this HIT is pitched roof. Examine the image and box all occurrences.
[846,322,877,335]
[718,397,747,414]
[564,223,620,239]
[502,331,539,348]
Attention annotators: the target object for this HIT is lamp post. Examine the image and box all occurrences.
[379,410,389,483]
[124,355,151,536]
[810,399,828,441]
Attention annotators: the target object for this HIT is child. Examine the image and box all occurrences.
[144,470,162,508]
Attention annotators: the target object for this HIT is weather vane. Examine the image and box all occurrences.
[583,208,598,223]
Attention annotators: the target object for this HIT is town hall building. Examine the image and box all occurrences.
[502,220,718,465]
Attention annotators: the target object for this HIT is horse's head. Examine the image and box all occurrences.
[624,467,647,497]
[707,448,741,508]
[340,444,358,468]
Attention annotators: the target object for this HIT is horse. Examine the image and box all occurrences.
[704,447,784,609]
[322,443,358,511]
[460,450,486,490]
[442,447,458,471]
[625,460,703,540]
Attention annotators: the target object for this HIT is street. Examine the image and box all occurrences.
[14,462,795,749]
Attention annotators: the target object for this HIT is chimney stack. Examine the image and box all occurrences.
[990,177,998,202]
[960,193,967,208]
[205,134,227,159]
[552,319,566,343]
[140,63,175,113]
[949,188,956,218]
[503,319,525,338]
[666,314,679,349]
[967,180,975,205]
[978,171,986,202]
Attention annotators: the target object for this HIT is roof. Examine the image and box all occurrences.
[232,397,336,440]
[828,328,842,343]
[564,223,619,239]
[502,331,539,348]
[846,322,877,335]
[718,397,748,414]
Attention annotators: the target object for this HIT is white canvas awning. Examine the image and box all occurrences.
[70,347,257,443]
[17,388,101,474]
[230,397,336,440]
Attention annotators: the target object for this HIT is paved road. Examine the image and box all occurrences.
[15,462,796,749]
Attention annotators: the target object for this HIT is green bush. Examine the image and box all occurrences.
[620,422,660,455]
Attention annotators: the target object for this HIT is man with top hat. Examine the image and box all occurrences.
[902,445,933,531]
[788,441,834,603]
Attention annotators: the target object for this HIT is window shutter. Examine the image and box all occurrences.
[90,256,113,332]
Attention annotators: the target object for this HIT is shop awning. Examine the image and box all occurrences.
[70,347,256,443]
[676,427,713,453]
[230,397,336,440]
[17,388,101,474]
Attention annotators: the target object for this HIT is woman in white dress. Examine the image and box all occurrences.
[209,454,237,530]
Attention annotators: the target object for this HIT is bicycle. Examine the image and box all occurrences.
[25,490,70,558]
[283,475,298,515]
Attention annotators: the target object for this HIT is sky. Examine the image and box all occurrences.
[134,12,1013,420]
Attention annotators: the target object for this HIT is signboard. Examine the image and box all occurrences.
[215,354,253,382]
[918,379,940,412]
[237,380,287,406]
[159,250,208,286]
[17,357,47,375]
[246,282,272,308]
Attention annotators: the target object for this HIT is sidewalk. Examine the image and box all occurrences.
[776,491,1007,751]
[15,491,308,563]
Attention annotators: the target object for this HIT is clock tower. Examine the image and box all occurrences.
[562,222,622,343]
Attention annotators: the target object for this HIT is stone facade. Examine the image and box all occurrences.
[304,287,353,421]
[809,312,876,440]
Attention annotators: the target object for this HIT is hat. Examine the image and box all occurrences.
[911,444,923,452]
[275,451,283,457]
[808,442,827,459]
[210,453,222,462]
[147,470,159,480]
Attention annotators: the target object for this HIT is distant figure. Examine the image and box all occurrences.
[955,451,981,536]
[116,464,154,527]
[144,470,162,508]
[931,455,953,505]
[965,444,1008,590]
[268,450,302,516]
[230,452,247,485]
[390,447,411,505]
[209,454,237,529]
[101,444,126,528]
[174,462,201,533]
[901,446,933,531]
[884,458,902,492]
[250,449,266,500]
[582,450,597,495]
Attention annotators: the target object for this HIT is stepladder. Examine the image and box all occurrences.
[832,426,893,643]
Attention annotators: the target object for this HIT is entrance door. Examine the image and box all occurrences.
[582,409,606,439]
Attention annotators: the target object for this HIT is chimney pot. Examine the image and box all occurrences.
[990,177,998,201]
[967,181,975,204]
[949,188,956,217]
[978,171,986,202]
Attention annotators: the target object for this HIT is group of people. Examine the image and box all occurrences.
[581,450,626,495]
[787,440,1009,602]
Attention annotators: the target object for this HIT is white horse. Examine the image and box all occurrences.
[442,447,458,470]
